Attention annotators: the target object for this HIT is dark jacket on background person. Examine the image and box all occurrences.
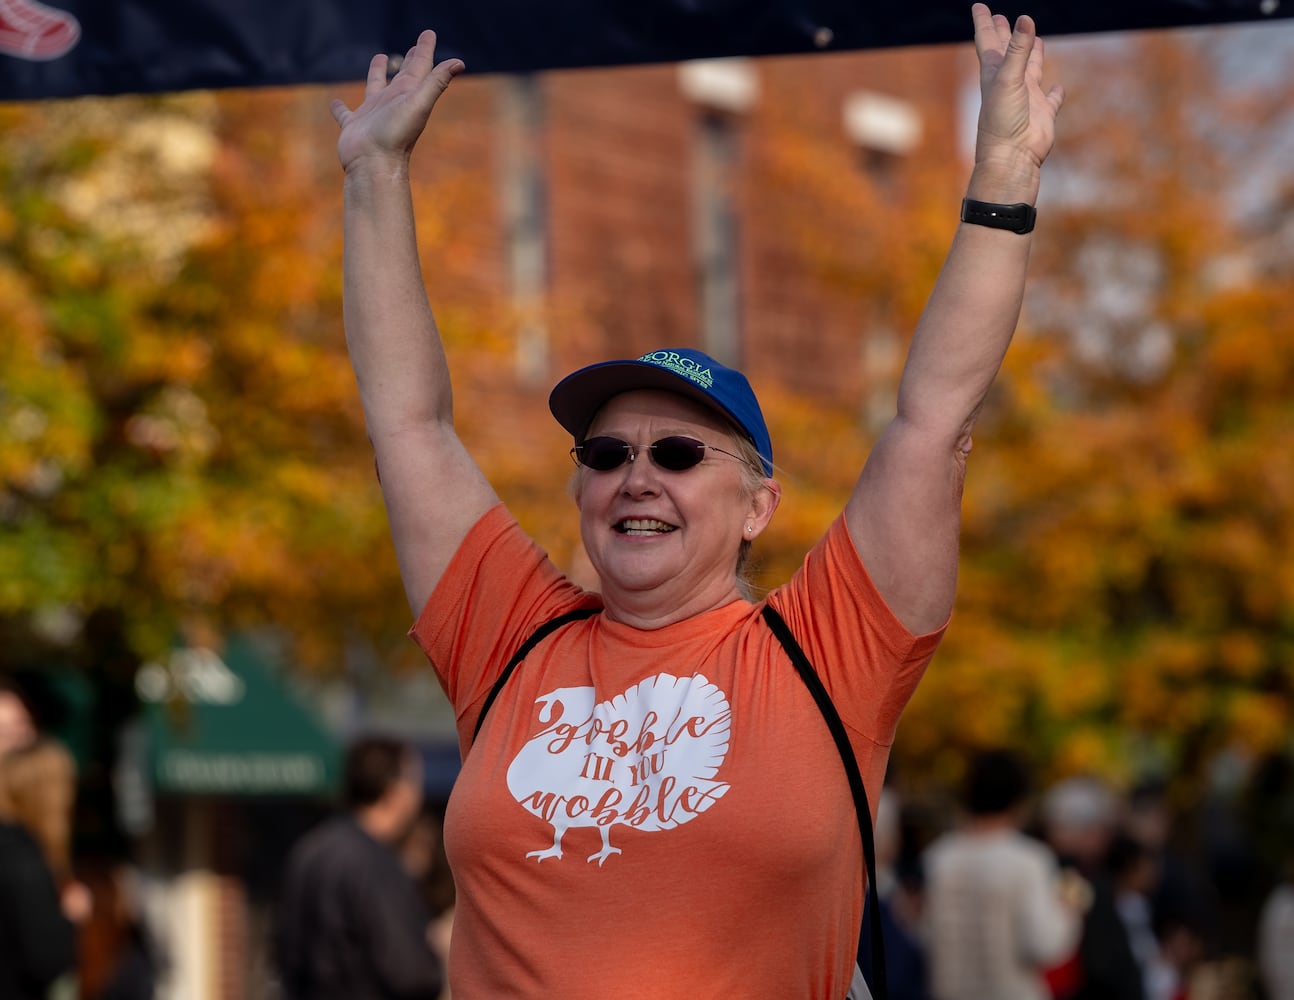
[275,815,443,1000]
[0,821,77,1000]
[1055,859,1146,1000]
[1075,875,1146,1000]
[860,887,933,1000]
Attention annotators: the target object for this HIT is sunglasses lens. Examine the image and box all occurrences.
[650,437,707,471]
[576,437,632,471]
[574,436,711,472]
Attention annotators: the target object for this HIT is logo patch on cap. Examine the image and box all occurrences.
[639,350,714,390]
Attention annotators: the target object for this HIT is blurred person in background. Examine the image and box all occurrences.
[1125,780,1211,943]
[923,747,1084,1000]
[1042,775,1145,1000]
[275,735,443,1000]
[1151,908,1205,1000]
[95,863,163,1000]
[0,675,37,755]
[1,736,93,925]
[400,799,456,995]
[1257,844,1294,1000]
[1107,831,1179,1000]
[0,736,88,1000]
[327,3,1066,995]
[860,787,932,1000]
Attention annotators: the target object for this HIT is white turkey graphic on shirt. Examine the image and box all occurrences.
[507,673,731,865]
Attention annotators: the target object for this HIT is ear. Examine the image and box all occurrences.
[745,478,781,540]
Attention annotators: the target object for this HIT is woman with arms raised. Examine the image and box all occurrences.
[329,5,1064,996]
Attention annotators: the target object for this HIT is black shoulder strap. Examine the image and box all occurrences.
[470,606,600,747]
[761,603,887,1000]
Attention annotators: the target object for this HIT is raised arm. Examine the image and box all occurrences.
[331,31,498,615]
[845,4,1065,634]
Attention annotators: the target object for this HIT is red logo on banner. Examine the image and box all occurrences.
[0,0,80,60]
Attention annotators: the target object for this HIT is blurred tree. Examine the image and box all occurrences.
[0,87,426,685]
[0,76,587,702]
[895,28,1294,796]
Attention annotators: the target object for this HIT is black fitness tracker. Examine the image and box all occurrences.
[960,198,1037,235]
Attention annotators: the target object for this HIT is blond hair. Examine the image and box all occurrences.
[0,737,77,879]
[726,432,773,599]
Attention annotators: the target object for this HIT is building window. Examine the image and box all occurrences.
[693,112,741,364]
[842,90,922,184]
[679,59,757,366]
[499,74,548,384]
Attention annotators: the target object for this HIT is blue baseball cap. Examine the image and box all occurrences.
[548,347,773,476]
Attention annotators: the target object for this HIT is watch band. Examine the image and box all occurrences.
[960,198,1037,235]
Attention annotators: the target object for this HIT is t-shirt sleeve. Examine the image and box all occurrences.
[766,513,945,747]
[409,503,599,740]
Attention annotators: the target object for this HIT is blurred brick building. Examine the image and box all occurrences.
[405,43,973,418]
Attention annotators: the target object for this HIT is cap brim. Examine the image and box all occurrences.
[549,359,744,441]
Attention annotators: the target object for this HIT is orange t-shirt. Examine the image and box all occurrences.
[412,504,943,999]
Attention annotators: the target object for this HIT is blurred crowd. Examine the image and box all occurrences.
[4,666,1291,1000]
[861,747,1294,1000]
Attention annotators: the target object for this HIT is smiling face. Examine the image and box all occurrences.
[572,390,779,626]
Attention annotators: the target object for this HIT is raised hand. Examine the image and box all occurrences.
[971,3,1065,175]
[330,30,464,173]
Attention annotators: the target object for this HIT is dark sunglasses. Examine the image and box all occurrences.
[570,435,745,473]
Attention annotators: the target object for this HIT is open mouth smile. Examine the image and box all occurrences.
[614,518,678,536]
